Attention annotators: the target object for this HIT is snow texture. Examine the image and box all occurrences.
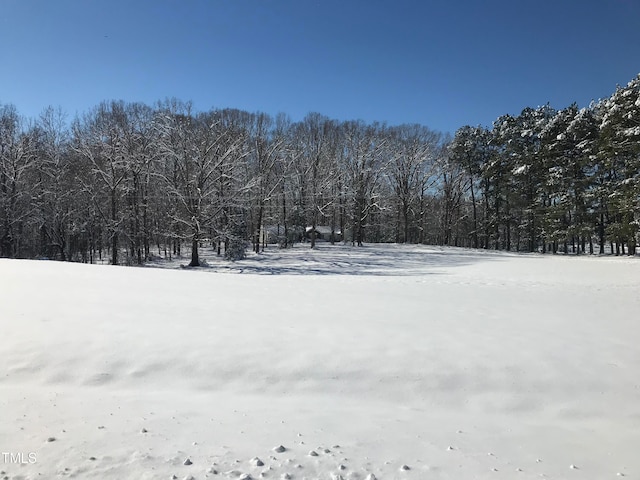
[1,244,639,479]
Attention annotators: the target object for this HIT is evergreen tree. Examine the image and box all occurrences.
[598,75,640,254]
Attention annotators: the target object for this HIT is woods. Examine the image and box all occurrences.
[1,74,639,263]
[449,74,640,255]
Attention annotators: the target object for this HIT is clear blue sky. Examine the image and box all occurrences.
[1,0,639,134]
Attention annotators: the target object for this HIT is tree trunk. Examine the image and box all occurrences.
[310,213,317,249]
[403,201,409,244]
[282,182,288,248]
[599,212,605,254]
[189,236,199,267]
[111,189,118,265]
[254,200,264,254]
[469,175,478,249]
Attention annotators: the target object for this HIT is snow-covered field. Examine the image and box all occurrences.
[1,245,639,480]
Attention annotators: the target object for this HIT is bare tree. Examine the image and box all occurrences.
[293,113,337,248]
[341,120,386,246]
[386,124,440,243]
[71,102,131,265]
[114,102,157,264]
[155,104,247,266]
[0,104,39,258]
[34,107,76,260]
[247,112,286,253]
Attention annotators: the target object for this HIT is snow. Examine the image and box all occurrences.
[623,126,640,137]
[1,244,639,479]
[512,164,529,175]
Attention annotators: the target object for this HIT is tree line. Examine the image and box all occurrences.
[1,74,638,265]
[0,99,446,265]
[449,74,640,255]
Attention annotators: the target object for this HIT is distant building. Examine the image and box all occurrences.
[260,225,304,245]
[305,226,342,243]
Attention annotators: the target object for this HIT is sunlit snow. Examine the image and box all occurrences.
[1,245,639,479]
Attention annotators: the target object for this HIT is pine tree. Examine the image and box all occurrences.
[599,75,640,254]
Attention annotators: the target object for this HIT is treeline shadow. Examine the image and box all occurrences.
[174,244,513,276]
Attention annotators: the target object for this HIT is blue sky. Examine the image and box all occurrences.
[1,0,639,134]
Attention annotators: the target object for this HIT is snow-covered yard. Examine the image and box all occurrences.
[1,245,639,479]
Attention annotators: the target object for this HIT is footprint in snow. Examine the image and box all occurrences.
[250,457,264,467]
[224,470,243,477]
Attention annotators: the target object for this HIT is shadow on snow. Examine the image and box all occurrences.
[149,244,513,276]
